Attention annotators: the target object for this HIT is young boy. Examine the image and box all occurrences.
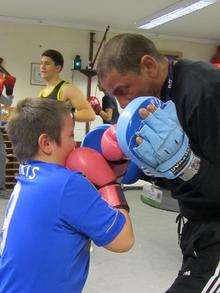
[0,97,134,293]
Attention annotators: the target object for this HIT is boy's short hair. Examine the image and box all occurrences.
[7,97,71,161]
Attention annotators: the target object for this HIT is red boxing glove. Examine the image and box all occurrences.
[0,73,5,96]
[101,124,129,180]
[101,124,125,161]
[4,75,16,96]
[87,96,102,115]
[66,147,129,211]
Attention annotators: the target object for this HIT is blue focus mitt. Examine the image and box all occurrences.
[116,96,195,180]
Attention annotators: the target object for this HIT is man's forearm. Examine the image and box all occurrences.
[187,159,220,201]
[74,109,95,122]
[99,110,111,121]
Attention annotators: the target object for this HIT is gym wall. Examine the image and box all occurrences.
[0,21,216,140]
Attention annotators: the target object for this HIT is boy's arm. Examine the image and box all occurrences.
[104,208,134,252]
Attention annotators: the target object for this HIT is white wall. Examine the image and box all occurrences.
[0,21,216,140]
[0,21,106,139]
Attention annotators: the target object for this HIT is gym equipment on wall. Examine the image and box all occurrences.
[73,26,110,133]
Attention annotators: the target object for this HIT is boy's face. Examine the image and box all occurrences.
[53,114,76,166]
[40,56,61,81]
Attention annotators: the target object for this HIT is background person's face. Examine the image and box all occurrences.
[40,56,60,81]
[100,68,157,108]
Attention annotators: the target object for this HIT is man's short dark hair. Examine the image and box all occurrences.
[41,49,64,70]
[97,33,163,80]
[7,98,71,161]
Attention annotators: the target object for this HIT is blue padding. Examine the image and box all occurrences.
[116,96,162,158]
[121,161,144,184]
[81,124,111,154]
[116,96,164,176]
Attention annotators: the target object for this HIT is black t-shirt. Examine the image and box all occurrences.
[102,95,119,124]
[160,59,220,219]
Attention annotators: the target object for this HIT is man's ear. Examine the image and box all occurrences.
[38,133,54,155]
[56,65,62,73]
[140,55,159,79]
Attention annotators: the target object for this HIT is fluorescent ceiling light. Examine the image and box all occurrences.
[137,0,218,29]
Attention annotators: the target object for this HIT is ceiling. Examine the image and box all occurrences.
[1,0,220,43]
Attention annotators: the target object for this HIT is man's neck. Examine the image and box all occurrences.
[151,58,169,98]
[160,58,170,87]
[154,58,169,97]
[45,76,61,87]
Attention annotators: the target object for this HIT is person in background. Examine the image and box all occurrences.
[88,83,119,124]
[0,97,134,293]
[99,83,120,124]
[97,33,220,293]
[0,72,16,198]
[39,49,96,122]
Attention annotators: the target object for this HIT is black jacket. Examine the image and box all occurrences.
[160,59,220,219]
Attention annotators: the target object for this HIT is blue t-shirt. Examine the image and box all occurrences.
[0,160,125,293]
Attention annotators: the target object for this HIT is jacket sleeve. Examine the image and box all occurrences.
[179,93,220,201]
